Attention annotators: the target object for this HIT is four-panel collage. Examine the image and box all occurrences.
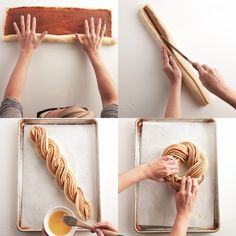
[0,0,235,236]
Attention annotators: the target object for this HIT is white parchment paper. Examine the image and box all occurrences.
[20,124,98,230]
[137,120,217,228]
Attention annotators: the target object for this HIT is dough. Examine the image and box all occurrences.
[2,34,116,45]
[162,142,208,190]
[139,5,210,106]
[30,126,93,221]
[3,6,116,45]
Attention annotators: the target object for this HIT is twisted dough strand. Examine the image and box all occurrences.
[163,142,208,190]
[30,126,93,221]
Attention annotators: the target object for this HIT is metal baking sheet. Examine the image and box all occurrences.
[17,119,100,232]
[135,118,219,233]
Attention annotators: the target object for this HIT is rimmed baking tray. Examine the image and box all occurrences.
[17,118,100,232]
[135,118,219,233]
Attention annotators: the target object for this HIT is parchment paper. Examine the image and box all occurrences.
[137,120,217,228]
[20,123,98,230]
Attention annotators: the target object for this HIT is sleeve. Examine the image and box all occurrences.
[0,97,23,118]
[101,104,118,118]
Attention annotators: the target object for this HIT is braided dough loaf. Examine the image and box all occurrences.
[162,142,208,190]
[30,126,93,221]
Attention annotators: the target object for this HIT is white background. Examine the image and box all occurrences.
[0,0,118,117]
[119,118,236,236]
[119,0,236,117]
[0,118,118,235]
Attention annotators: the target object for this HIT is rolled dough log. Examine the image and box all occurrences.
[139,5,210,106]
[3,6,116,46]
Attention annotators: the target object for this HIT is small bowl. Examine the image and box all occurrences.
[44,206,76,236]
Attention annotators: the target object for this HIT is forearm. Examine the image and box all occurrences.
[170,213,190,236]
[88,52,118,108]
[118,165,148,193]
[4,51,33,101]
[217,85,236,109]
[165,83,182,118]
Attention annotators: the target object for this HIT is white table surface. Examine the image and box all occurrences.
[119,118,236,236]
[119,0,236,117]
[0,0,118,117]
[0,118,118,235]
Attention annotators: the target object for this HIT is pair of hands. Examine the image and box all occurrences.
[13,14,105,57]
[161,47,227,99]
[143,156,198,219]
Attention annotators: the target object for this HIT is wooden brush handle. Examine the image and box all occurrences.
[76,221,95,231]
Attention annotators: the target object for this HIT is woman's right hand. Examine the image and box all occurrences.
[193,63,228,96]
[93,221,118,236]
[75,17,106,58]
[175,176,198,219]
[143,155,179,182]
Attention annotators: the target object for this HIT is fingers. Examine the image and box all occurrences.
[75,33,83,44]
[161,155,173,161]
[100,21,106,38]
[193,62,205,76]
[20,15,25,33]
[84,19,90,36]
[180,176,186,193]
[96,18,102,37]
[19,14,37,34]
[169,55,179,71]
[13,22,20,36]
[26,14,31,34]
[95,229,104,236]
[162,47,169,69]
[32,17,36,33]
[90,17,96,38]
[191,178,198,195]
[186,176,192,194]
[95,221,118,232]
[38,31,47,42]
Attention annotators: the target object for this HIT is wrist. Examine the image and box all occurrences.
[140,162,152,180]
[170,79,182,88]
[135,163,150,181]
[176,210,192,222]
[20,49,34,57]
[87,51,101,61]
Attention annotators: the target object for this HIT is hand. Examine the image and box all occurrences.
[13,14,47,54]
[41,225,48,236]
[143,156,179,182]
[193,63,228,96]
[75,17,106,57]
[92,221,118,236]
[175,176,198,219]
[162,47,182,86]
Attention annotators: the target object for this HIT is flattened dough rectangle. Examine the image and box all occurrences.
[4,6,112,36]
[3,6,116,45]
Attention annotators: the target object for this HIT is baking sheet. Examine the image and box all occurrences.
[135,119,219,233]
[18,119,100,231]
